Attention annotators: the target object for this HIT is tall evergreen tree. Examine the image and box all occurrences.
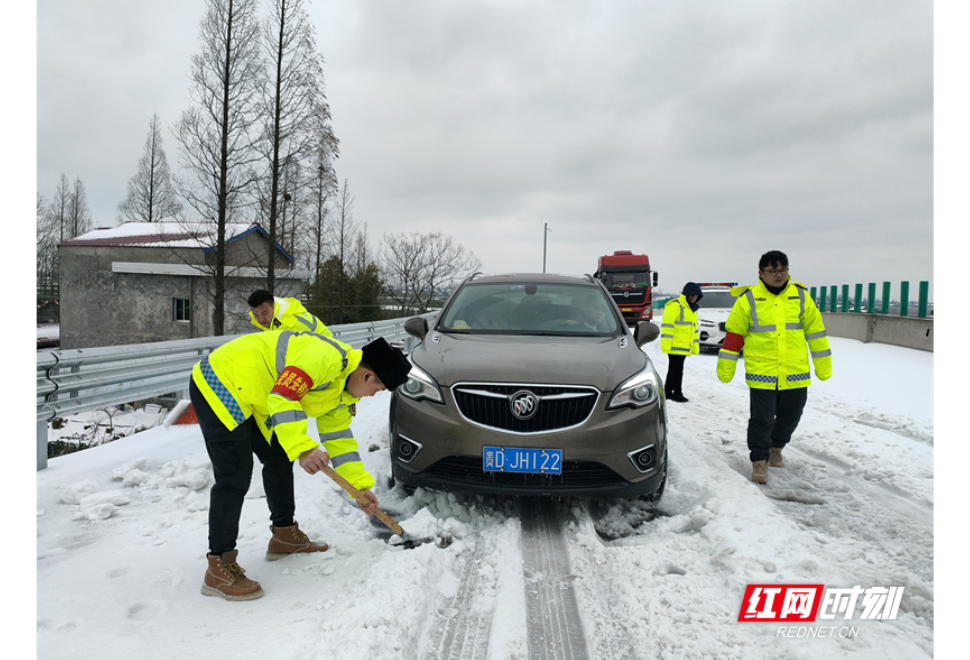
[174,0,263,335]
[258,0,338,292]
[118,114,183,223]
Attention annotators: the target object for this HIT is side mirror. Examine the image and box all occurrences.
[652,272,659,287]
[404,317,429,340]
[634,321,660,347]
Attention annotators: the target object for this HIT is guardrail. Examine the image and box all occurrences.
[810,281,932,318]
[36,313,435,470]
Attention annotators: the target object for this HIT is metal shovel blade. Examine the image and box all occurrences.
[320,465,435,549]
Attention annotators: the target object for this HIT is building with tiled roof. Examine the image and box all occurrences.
[58,221,308,349]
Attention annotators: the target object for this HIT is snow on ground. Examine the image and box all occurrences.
[30,337,942,659]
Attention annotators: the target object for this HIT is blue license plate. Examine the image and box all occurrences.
[482,446,563,475]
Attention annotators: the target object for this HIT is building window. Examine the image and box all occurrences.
[173,298,191,322]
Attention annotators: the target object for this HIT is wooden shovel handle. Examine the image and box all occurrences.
[320,464,404,537]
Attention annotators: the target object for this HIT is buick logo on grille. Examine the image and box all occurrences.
[510,391,539,420]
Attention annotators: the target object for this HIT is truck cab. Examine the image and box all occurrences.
[595,250,659,324]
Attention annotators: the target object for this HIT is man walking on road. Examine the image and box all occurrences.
[716,251,832,484]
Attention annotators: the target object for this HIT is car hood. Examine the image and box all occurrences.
[410,332,647,391]
[696,308,731,323]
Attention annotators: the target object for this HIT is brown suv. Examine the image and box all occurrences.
[389,273,667,500]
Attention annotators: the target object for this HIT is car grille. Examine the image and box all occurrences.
[718,322,726,331]
[452,383,598,432]
[425,456,622,487]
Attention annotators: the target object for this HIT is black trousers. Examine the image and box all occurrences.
[189,379,296,555]
[665,354,686,395]
[747,387,808,463]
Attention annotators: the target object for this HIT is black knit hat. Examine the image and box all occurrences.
[360,337,412,391]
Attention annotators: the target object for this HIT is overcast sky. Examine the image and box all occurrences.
[34,0,936,298]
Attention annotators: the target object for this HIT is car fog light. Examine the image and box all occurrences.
[627,445,657,473]
[395,435,423,463]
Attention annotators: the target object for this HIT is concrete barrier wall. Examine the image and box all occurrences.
[821,312,933,352]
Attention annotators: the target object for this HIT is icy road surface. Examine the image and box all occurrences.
[35,337,934,659]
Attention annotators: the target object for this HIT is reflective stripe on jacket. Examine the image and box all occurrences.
[249,297,332,337]
[660,295,700,356]
[190,330,374,491]
[716,280,832,390]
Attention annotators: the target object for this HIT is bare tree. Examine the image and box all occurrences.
[258,0,337,292]
[174,0,263,335]
[118,114,183,223]
[67,177,94,238]
[330,179,358,320]
[306,142,338,277]
[36,192,58,308]
[380,232,482,315]
[40,174,92,293]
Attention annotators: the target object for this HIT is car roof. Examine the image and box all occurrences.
[463,273,598,286]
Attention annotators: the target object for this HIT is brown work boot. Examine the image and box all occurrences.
[769,447,785,468]
[266,522,329,561]
[751,460,768,484]
[201,550,263,601]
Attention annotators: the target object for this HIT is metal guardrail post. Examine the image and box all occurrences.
[818,287,827,312]
[881,282,891,314]
[853,284,862,313]
[867,283,876,313]
[918,281,929,318]
[900,281,910,317]
[841,285,849,312]
[829,286,837,313]
[810,287,817,304]
[38,419,48,470]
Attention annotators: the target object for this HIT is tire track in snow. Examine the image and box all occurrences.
[412,541,493,660]
[519,497,590,660]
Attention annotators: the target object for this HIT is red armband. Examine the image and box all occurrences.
[271,366,313,401]
[723,332,744,353]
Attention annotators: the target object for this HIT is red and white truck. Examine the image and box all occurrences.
[594,251,659,324]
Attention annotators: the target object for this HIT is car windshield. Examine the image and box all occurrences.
[439,283,621,335]
[700,291,735,308]
[602,272,650,288]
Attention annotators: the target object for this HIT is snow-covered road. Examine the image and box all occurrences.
[34,337,935,659]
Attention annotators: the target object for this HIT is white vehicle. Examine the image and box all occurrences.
[696,284,738,353]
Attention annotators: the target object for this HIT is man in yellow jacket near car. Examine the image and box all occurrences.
[717,250,832,484]
[188,332,411,601]
[661,282,702,402]
[248,289,332,337]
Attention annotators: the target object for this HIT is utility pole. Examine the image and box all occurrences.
[542,221,551,273]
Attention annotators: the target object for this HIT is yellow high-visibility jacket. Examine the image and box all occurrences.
[660,294,700,356]
[716,279,832,390]
[249,296,332,337]
[191,330,373,491]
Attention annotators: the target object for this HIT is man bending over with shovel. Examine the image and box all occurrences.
[189,332,411,601]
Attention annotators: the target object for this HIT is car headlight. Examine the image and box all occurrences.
[607,365,661,409]
[699,320,716,327]
[399,362,444,404]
